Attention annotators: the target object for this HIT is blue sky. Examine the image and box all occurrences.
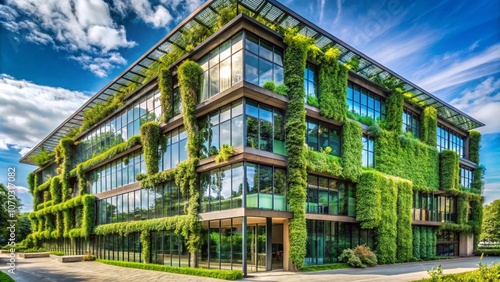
[0,0,498,211]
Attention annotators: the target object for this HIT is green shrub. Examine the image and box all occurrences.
[96,259,243,280]
[275,84,289,96]
[439,150,460,191]
[214,144,234,163]
[306,95,319,107]
[475,249,500,256]
[300,263,349,272]
[262,80,276,92]
[418,259,500,281]
[50,251,64,256]
[353,245,378,267]
[338,248,365,268]
[469,130,481,164]
[420,107,437,147]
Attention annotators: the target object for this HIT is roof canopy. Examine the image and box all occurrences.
[20,0,484,165]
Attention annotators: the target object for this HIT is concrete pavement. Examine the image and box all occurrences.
[1,253,498,282]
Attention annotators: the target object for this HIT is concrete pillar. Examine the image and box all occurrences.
[459,233,474,256]
[242,216,247,276]
[266,217,272,271]
[283,219,290,271]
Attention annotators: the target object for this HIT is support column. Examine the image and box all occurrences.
[242,216,247,277]
[283,219,290,271]
[266,217,272,271]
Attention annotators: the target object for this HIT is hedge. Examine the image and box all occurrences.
[300,263,350,272]
[96,259,243,280]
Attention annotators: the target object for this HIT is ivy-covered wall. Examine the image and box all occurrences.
[383,89,404,132]
[375,130,439,191]
[439,150,460,192]
[468,130,481,164]
[420,107,437,147]
[283,31,313,270]
[317,48,348,122]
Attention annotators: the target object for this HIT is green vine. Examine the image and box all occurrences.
[76,164,87,195]
[341,120,363,182]
[396,180,413,262]
[383,89,404,132]
[317,48,348,122]
[283,30,313,270]
[439,150,460,192]
[420,107,437,146]
[50,176,62,204]
[468,130,481,163]
[214,144,234,163]
[159,68,173,123]
[140,122,161,175]
[30,148,55,167]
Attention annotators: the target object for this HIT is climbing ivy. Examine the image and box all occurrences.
[383,89,404,132]
[178,60,204,267]
[356,171,382,229]
[468,130,481,164]
[27,172,35,194]
[140,122,161,175]
[412,226,421,259]
[396,180,413,262]
[159,68,173,123]
[375,129,439,191]
[420,107,437,147]
[50,176,62,204]
[283,30,313,270]
[471,165,484,194]
[375,175,397,264]
[439,150,460,192]
[76,164,87,196]
[58,138,73,202]
[317,48,348,122]
[305,149,343,177]
[341,120,363,182]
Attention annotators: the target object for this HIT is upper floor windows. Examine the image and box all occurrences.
[199,33,243,101]
[306,175,356,216]
[437,125,465,158]
[403,109,420,138]
[244,32,284,87]
[362,135,374,168]
[160,126,188,171]
[76,90,162,164]
[246,100,286,155]
[304,62,317,104]
[199,31,284,102]
[346,82,386,121]
[460,167,473,189]
[199,100,243,158]
[306,117,340,156]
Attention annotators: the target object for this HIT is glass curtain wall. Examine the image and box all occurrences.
[160,126,188,171]
[306,175,356,216]
[246,100,286,155]
[460,167,473,189]
[362,135,374,168]
[437,125,465,158]
[412,192,457,222]
[346,81,386,120]
[403,109,420,138]
[306,117,340,156]
[305,220,374,265]
[88,150,145,194]
[76,90,162,163]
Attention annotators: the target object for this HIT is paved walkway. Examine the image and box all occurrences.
[246,256,500,282]
[0,254,498,282]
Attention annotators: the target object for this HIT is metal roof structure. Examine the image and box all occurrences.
[20,0,484,165]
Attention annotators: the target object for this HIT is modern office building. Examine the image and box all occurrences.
[21,0,485,275]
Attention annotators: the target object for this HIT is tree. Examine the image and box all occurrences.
[480,199,500,243]
[0,183,22,245]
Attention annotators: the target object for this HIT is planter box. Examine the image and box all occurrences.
[50,255,83,263]
[18,252,50,258]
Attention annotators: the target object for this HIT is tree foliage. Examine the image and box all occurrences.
[481,200,500,243]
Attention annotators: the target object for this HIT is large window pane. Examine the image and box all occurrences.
[246,163,258,208]
[244,52,259,85]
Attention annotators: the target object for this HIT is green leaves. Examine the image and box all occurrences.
[341,120,363,182]
[140,122,161,175]
[469,130,481,164]
[439,150,460,192]
[420,107,437,147]
[318,48,348,122]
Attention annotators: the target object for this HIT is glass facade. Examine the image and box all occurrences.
[160,126,188,171]
[305,220,374,265]
[244,32,283,87]
[200,163,245,212]
[412,192,456,223]
[88,151,145,194]
[245,163,287,211]
[436,230,458,256]
[437,125,465,158]
[460,166,473,189]
[151,231,190,266]
[306,175,356,216]
[306,117,341,156]
[362,135,374,168]
[95,233,143,263]
[346,82,386,120]
[246,100,286,155]
[199,100,243,158]
[76,90,162,163]
[200,32,243,101]
[97,183,185,225]
[403,109,420,138]
[304,62,317,103]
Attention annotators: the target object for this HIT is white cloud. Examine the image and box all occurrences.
[70,52,127,78]
[0,74,89,149]
[0,0,136,76]
[450,77,500,135]
[14,185,30,194]
[484,182,500,205]
[418,44,500,92]
[0,140,9,150]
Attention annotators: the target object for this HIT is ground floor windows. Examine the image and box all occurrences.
[306,175,356,216]
[436,230,459,256]
[150,231,190,267]
[305,220,374,265]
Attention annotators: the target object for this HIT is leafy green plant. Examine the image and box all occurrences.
[420,107,437,146]
[353,245,378,266]
[439,150,460,192]
[306,95,319,107]
[300,263,349,272]
[275,84,289,96]
[214,144,234,163]
[50,251,64,256]
[31,148,55,167]
[262,80,276,92]
[140,122,161,175]
[338,248,365,268]
[469,130,481,164]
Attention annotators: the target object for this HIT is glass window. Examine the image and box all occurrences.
[437,125,465,158]
[304,62,317,105]
[403,109,420,138]
[346,82,385,121]
[362,135,375,168]
[306,117,341,156]
[244,162,287,211]
[243,32,284,88]
[460,167,473,189]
